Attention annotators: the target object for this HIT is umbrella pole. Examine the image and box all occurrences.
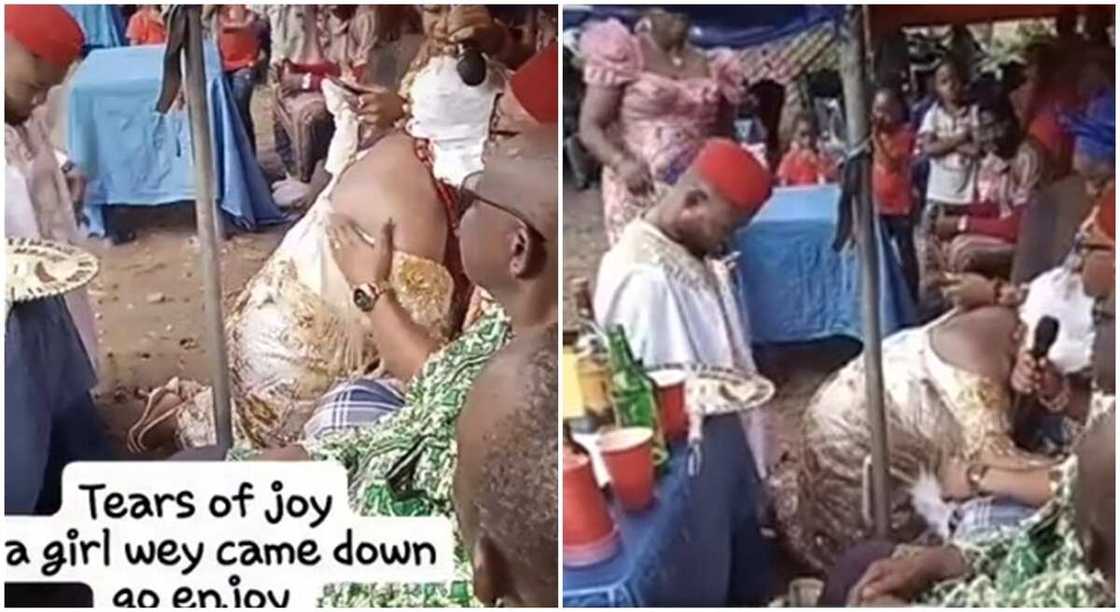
[839,5,890,538]
[182,6,234,450]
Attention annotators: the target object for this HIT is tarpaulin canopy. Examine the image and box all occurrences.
[868,4,1113,39]
[563,5,843,48]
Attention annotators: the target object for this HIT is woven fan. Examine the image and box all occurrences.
[6,237,99,304]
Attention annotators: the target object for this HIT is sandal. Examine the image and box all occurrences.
[127,377,188,454]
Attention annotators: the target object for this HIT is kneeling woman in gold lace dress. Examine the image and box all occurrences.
[774,288,1097,572]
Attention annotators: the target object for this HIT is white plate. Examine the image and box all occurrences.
[7,237,99,304]
[647,363,775,416]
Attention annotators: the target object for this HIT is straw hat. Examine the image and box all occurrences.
[7,237,99,305]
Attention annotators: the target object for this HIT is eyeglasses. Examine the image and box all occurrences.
[459,171,548,242]
[488,93,520,140]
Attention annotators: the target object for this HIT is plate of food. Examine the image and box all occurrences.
[7,237,99,304]
[646,363,775,416]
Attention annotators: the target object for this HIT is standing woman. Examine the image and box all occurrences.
[578,9,744,244]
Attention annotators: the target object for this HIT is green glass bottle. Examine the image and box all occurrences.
[605,325,669,467]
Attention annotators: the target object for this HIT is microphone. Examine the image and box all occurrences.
[1029,316,1060,364]
[457,42,487,87]
[1011,316,1060,450]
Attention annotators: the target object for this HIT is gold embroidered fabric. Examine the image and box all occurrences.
[773,317,1017,572]
[175,250,454,449]
[624,219,721,292]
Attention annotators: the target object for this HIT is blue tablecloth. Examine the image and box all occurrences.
[563,416,771,606]
[67,43,285,237]
[63,5,126,51]
[733,184,917,344]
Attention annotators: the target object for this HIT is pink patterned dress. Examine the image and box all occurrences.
[581,20,745,244]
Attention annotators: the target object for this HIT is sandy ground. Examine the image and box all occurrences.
[85,86,288,458]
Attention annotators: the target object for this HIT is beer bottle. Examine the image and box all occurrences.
[570,277,615,427]
[605,325,669,467]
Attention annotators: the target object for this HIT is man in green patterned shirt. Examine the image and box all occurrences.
[840,410,1114,607]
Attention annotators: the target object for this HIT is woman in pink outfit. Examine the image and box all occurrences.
[578,9,745,244]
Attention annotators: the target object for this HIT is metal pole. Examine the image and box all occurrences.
[839,5,891,538]
[182,6,233,450]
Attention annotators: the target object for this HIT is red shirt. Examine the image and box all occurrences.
[126,9,167,46]
[218,11,261,72]
[776,147,835,186]
[872,127,915,216]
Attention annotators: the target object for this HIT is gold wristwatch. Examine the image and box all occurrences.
[352,281,392,313]
[966,463,990,495]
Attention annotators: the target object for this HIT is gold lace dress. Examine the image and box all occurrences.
[173,192,455,450]
[773,315,1023,573]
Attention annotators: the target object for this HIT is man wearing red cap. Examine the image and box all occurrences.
[595,137,771,372]
[593,137,774,605]
[5,5,112,531]
[594,136,772,467]
[6,4,96,360]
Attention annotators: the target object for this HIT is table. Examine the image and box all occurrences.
[67,43,285,237]
[733,184,917,344]
[563,415,772,606]
[63,5,126,51]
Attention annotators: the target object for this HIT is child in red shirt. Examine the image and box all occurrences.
[217,6,265,153]
[125,5,167,46]
[872,87,919,299]
[776,113,836,186]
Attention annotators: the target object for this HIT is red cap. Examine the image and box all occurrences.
[510,40,558,124]
[5,5,85,70]
[694,138,772,212]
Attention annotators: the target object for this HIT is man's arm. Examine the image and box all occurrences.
[917,107,968,159]
[363,290,442,382]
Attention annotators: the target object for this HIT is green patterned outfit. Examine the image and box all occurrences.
[918,455,1114,607]
[303,306,512,607]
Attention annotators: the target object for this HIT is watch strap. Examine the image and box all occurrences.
[966,463,989,494]
[353,281,391,312]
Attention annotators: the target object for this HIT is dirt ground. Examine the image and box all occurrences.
[84,86,288,458]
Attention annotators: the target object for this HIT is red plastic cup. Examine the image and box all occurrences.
[598,427,655,512]
[563,452,615,546]
[650,370,689,442]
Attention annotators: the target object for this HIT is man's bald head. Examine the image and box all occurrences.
[476,125,558,240]
[1075,410,1115,586]
[454,325,558,607]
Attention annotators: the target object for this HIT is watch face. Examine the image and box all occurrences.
[353,287,374,312]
